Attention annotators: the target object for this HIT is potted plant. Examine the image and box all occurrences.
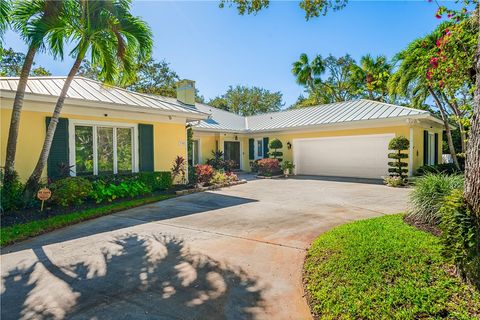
[281,161,295,177]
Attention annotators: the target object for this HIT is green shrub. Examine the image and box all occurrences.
[407,174,464,225]
[210,171,228,185]
[415,163,460,176]
[440,189,480,289]
[269,138,283,161]
[84,172,171,191]
[387,136,409,183]
[91,180,151,203]
[383,176,404,187]
[257,158,280,176]
[50,177,93,207]
[0,169,24,212]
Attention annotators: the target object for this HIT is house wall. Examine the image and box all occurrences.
[1,99,187,181]
[194,124,443,175]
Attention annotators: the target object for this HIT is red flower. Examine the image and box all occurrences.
[436,14,441,19]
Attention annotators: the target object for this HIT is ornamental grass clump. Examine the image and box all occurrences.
[407,173,464,225]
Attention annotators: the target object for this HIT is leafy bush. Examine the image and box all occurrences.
[407,174,464,225]
[439,189,480,289]
[281,160,295,173]
[226,171,238,182]
[206,150,237,172]
[257,158,281,176]
[415,163,460,176]
[383,176,404,187]
[91,180,151,203]
[210,171,228,185]
[250,160,259,173]
[269,138,283,161]
[195,164,214,185]
[171,156,186,184]
[50,177,93,207]
[84,172,171,191]
[387,136,409,183]
[0,169,24,212]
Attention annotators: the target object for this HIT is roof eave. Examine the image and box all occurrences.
[0,91,209,121]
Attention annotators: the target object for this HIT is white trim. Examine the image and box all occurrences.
[68,119,138,176]
[223,139,243,170]
[409,127,414,176]
[192,138,201,165]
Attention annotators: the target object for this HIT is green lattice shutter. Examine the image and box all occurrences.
[138,124,154,172]
[434,133,439,165]
[263,137,269,158]
[423,130,429,165]
[248,138,254,160]
[46,117,69,179]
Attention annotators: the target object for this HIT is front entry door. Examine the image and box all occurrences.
[224,141,241,169]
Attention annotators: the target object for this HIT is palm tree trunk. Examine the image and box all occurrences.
[3,46,37,182]
[23,56,83,200]
[429,87,461,170]
[465,13,480,215]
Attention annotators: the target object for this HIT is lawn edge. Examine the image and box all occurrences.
[0,193,176,247]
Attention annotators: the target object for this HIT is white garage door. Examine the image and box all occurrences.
[293,134,395,179]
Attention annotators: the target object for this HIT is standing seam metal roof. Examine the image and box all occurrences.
[193,99,430,132]
[0,76,207,117]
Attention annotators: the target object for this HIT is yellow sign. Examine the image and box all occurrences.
[37,188,52,201]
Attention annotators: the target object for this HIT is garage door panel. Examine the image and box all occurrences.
[293,134,394,179]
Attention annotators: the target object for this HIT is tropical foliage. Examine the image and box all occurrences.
[208,85,283,116]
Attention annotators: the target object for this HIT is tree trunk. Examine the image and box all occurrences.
[23,56,83,201]
[3,46,37,182]
[443,93,467,154]
[429,88,461,170]
[464,12,480,216]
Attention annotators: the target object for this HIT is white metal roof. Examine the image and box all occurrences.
[0,76,208,118]
[193,99,433,133]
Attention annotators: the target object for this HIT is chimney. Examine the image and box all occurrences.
[176,79,196,106]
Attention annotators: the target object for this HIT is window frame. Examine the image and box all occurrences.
[255,138,263,159]
[69,119,139,176]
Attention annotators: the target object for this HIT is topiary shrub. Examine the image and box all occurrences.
[387,136,409,183]
[50,177,93,207]
[439,189,480,289]
[407,174,464,225]
[269,139,283,162]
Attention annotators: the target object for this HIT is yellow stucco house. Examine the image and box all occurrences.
[0,76,444,181]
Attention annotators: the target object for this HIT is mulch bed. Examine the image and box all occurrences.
[403,214,442,237]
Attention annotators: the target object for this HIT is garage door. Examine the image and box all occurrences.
[293,134,395,179]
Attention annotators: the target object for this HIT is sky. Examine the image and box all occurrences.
[3,0,448,107]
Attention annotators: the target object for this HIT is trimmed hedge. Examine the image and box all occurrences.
[82,171,172,191]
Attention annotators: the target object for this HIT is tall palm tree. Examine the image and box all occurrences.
[3,0,67,184]
[0,0,11,42]
[351,54,392,102]
[389,27,461,170]
[292,53,324,91]
[24,0,153,198]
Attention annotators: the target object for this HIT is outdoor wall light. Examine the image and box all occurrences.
[235,135,238,140]
[287,142,292,149]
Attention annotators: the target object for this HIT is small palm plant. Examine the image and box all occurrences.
[171,156,186,184]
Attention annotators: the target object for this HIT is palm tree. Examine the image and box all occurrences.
[24,0,153,198]
[351,54,392,101]
[388,27,461,170]
[292,53,325,91]
[0,0,10,41]
[3,0,67,184]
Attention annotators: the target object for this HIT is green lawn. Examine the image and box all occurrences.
[304,214,480,320]
[1,194,175,247]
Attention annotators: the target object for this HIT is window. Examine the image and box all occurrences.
[428,133,435,165]
[256,139,263,159]
[192,140,200,165]
[72,121,136,175]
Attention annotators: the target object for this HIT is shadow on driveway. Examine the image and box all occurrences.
[4,192,258,254]
[1,233,265,320]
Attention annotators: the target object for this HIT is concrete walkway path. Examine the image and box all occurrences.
[1,176,409,320]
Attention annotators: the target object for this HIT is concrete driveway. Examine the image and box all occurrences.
[1,176,409,320]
